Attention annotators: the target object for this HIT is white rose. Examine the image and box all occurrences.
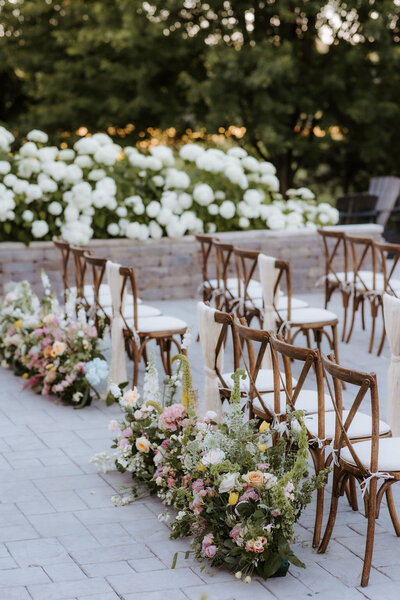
[74,155,94,169]
[136,436,151,453]
[107,223,120,236]
[202,449,226,466]
[88,168,106,181]
[22,210,34,222]
[116,206,128,218]
[219,200,236,219]
[227,147,247,159]
[48,201,62,216]
[146,201,161,218]
[267,213,286,230]
[3,174,17,187]
[20,142,38,158]
[92,132,113,146]
[37,173,58,193]
[18,158,40,178]
[27,129,48,144]
[179,143,205,161]
[260,174,280,191]
[31,220,49,238]
[219,472,240,493]
[150,145,175,167]
[241,156,260,172]
[63,164,83,184]
[149,220,163,239]
[259,161,276,175]
[152,175,164,187]
[74,137,100,155]
[193,183,214,206]
[165,168,190,190]
[94,145,119,166]
[58,149,75,161]
[179,193,192,210]
[0,161,11,175]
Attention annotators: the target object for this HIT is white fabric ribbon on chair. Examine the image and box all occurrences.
[197,302,224,421]
[383,293,400,435]
[106,260,127,386]
[258,253,280,368]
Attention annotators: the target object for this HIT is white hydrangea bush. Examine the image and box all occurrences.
[0,126,339,245]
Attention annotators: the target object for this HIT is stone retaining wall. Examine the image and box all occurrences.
[0,224,383,300]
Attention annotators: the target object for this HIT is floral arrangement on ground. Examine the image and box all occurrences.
[0,274,108,407]
[0,126,338,245]
[93,352,326,582]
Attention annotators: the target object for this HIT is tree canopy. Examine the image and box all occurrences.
[0,0,399,190]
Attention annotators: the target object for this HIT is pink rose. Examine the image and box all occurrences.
[119,438,130,448]
[272,509,281,517]
[203,544,217,558]
[122,427,133,437]
[229,524,242,541]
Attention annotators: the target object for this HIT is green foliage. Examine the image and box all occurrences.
[1,0,399,191]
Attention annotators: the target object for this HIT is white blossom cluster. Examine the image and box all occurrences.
[0,126,339,244]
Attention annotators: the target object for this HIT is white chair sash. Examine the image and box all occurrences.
[197,302,224,421]
[383,293,400,435]
[258,253,280,368]
[106,260,127,386]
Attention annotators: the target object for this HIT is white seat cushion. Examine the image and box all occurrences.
[295,410,390,440]
[247,296,308,311]
[280,307,338,325]
[127,315,187,334]
[341,437,400,472]
[70,284,140,306]
[222,369,297,393]
[253,388,334,415]
[209,277,262,299]
[328,271,400,293]
[105,304,161,319]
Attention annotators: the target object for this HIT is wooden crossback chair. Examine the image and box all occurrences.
[53,237,72,299]
[233,247,308,326]
[83,253,111,335]
[268,332,336,547]
[318,229,352,341]
[69,245,92,311]
[345,236,384,352]
[212,240,239,311]
[118,266,187,385]
[374,241,400,355]
[319,353,398,587]
[195,234,218,303]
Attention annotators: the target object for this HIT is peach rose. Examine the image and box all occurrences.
[243,471,264,488]
[136,436,151,453]
[52,341,66,356]
[123,387,140,408]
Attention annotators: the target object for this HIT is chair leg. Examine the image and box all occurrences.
[346,294,359,344]
[341,290,350,342]
[386,485,400,536]
[368,300,379,354]
[361,296,366,331]
[318,467,341,554]
[344,476,359,511]
[313,449,326,547]
[361,478,377,587]
[377,323,386,357]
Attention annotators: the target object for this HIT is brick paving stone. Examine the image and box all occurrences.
[7,538,69,567]
[107,567,204,594]
[81,560,134,578]
[0,566,51,587]
[28,577,114,600]
[1,293,400,599]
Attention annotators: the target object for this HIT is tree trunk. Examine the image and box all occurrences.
[274,151,295,194]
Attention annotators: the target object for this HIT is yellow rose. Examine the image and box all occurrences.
[244,470,264,488]
[257,442,267,453]
[198,463,206,472]
[21,373,28,379]
[52,341,66,356]
[123,387,140,407]
[135,436,151,453]
[228,492,239,505]
[14,320,22,329]
[259,421,270,433]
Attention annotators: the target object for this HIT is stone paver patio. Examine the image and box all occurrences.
[1,292,400,600]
